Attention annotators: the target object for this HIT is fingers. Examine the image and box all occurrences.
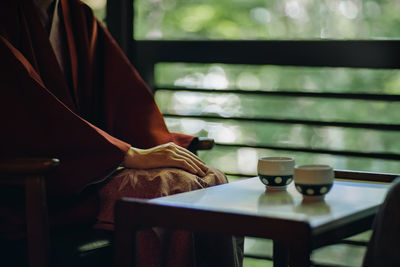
[173,143,205,163]
[167,143,208,171]
[172,157,206,177]
[124,143,209,177]
[164,143,208,176]
[175,149,208,173]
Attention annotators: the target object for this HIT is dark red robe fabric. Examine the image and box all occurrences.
[0,0,194,236]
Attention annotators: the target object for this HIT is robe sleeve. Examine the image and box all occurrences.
[71,3,195,149]
[0,35,130,197]
[0,0,196,198]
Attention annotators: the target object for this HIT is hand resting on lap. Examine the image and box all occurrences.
[123,142,209,177]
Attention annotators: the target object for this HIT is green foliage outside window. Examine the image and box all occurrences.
[155,63,400,174]
[135,0,400,40]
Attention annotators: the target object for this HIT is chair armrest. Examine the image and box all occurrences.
[0,157,59,267]
[334,169,400,183]
[196,137,215,150]
[187,137,215,154]
[0,157,59,178]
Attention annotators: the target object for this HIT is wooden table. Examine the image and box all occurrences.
[115,176,391,267]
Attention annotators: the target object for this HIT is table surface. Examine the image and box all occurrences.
[150,177,390,230]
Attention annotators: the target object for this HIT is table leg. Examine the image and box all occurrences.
[288,244,311,267]
[114,223,137,267]
[273,241,289,267]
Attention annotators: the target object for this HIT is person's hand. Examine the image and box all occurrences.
[122,142,209,177]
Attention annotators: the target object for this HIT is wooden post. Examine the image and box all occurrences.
[25,176,50,267]
[106,0,134,58]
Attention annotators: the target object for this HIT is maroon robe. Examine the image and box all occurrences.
[0,0,195,235]
[0,2,244,266]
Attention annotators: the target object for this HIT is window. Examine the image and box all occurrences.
[115,1,400,178]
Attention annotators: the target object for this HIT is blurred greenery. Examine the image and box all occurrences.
[135,0,400,40]
[197,144,400,175]
[156,63,400,174]
[83,0,400,175]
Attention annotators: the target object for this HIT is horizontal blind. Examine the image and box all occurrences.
[129,41,400,178]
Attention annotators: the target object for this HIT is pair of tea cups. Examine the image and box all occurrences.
[258,157,334,200]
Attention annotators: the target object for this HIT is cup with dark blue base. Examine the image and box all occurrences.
[257,157,295,191]
[294,165,334,202]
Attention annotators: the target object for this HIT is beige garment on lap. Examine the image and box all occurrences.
[96,167,227,228]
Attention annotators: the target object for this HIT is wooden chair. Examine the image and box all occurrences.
[0,137,214,267]
[0,158,58,267]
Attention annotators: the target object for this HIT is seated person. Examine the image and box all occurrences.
[0,0,243,266]
[362,179,400,267]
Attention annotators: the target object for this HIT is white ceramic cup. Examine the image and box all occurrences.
[257,157,295,190]
[293,164,334,200]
